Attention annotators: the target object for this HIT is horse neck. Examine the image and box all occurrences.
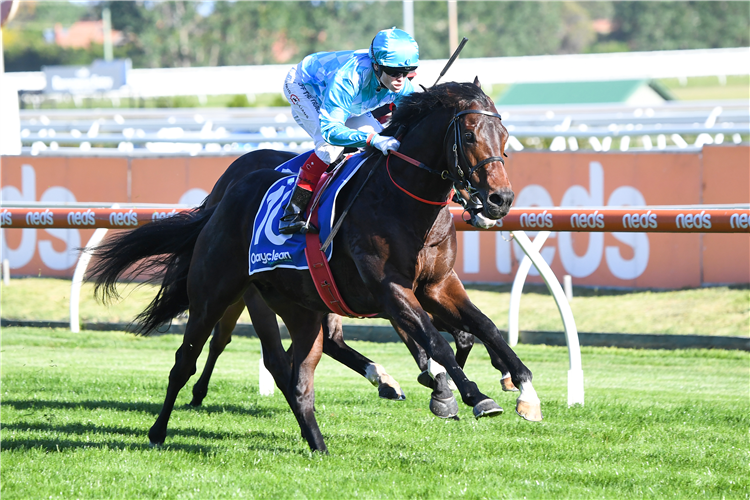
[385,109,455,219]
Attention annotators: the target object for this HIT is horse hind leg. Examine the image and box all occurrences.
[189,297,245,407]
[279,308,328,453]
[149,298,238,446]
[148,232,250,445]
[321,314,405,401]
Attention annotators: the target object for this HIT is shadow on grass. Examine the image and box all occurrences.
[1,398,286,419]
[2,417,305,454]
[0,436,220,454]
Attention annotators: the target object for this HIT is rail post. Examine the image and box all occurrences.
[510,230,584,406]
[69,204,118,333]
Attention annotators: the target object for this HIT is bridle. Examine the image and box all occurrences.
[322,105,506,251]
[446,108,506,199]
[388,107,506,205]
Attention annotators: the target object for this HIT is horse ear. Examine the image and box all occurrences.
[473,76,481,89]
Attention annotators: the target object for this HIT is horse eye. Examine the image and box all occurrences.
[464,131,475,142]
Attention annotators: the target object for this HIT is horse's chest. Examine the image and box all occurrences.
[415,241,452,282]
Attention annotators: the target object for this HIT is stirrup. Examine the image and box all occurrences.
[279,214,318,235]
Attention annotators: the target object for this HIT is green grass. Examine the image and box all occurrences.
[2,279,748,336]
[1,327,748,499]
[658,75,750,101]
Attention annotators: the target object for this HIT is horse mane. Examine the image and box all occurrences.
[383,82,492,136]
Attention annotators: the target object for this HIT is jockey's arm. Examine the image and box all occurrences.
[319,77,369,148]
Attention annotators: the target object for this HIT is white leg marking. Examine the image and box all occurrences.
[427,358,447,379]
[365,363,385,387]
[517,380,541,405]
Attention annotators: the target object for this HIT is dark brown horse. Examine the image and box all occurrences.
[89,81,542,453]
[188,149,519,415]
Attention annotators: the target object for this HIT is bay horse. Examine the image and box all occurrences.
[188,149,519,414]
[89,80,542,453]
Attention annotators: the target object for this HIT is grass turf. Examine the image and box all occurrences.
[2,278,748,336]
[1,327,748,499]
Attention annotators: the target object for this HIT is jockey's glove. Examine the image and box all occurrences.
[371,135,401,156]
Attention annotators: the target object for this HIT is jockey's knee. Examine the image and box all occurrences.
[314,143,343,165]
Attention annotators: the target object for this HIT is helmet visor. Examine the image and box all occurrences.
[380,65,417,78]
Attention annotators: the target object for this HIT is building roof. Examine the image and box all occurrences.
[495,79,675,106]
[54,20,123,49]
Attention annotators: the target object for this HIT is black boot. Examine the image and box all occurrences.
[278,185,315,234]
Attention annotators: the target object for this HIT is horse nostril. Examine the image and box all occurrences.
[489,189,514,209]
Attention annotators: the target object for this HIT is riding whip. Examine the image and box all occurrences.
[432,37,468,88]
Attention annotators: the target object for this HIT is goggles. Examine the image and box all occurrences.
[380,65,417,78]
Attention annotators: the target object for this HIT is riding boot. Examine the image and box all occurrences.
[278,151,329,234]
[279,185,314,234]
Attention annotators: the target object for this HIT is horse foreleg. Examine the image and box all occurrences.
[433,317,518,392]
[483,344,519,392]
[431,317,475,369]
[422,274,541,421]
[190,298,245,406]
[321,314,405,401]
[390,321,432,389]
[390,321,459,419]
[383,282,494,419]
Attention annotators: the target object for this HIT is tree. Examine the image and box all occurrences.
[611,1,749,51]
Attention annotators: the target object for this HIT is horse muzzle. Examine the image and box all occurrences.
[483,187,515,220]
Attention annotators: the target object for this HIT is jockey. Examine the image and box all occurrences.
[279,28,419,234]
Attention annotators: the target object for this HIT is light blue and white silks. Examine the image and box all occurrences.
[248,151,369,276]
[294,50,414,148]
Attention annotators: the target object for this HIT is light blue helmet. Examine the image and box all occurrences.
[369,28,419,69]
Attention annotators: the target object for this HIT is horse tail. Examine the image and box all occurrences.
[87,206,217,334]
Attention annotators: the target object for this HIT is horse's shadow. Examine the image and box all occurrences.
[1,399,298,453]
[1,398,285,418]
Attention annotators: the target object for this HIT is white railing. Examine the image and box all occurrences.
[7,47,749,97]
[17,100,750,156]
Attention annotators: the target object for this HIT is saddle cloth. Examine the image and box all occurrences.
[248,150,369,276]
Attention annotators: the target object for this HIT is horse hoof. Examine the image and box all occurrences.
[379,385,406,401]
[515,400,543,422]
[501,377,519,392]
[473,398,504,419]
[417,370,432,388]
[429,395,459,419]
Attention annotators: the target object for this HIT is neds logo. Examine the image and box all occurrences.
[623,210,658,229]
[25,209,54,226]
[109,210,138,226]
[675,211,711,229]
[571,210,604,229]
[1,210,11,226]
[730,213,748,229]
[152,209,178,221]
[520,211,553,229]
[67,209,95,226]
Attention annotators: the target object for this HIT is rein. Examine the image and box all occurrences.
[387,152,452,206]
[321,105,506,250]
[386,108,505,205]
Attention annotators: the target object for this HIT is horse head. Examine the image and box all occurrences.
[444,78,513,220]
[383,80,514,220]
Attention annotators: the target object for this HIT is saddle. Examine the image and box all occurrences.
[248,150,375,318]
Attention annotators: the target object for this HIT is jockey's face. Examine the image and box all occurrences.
[376,65,406,93]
